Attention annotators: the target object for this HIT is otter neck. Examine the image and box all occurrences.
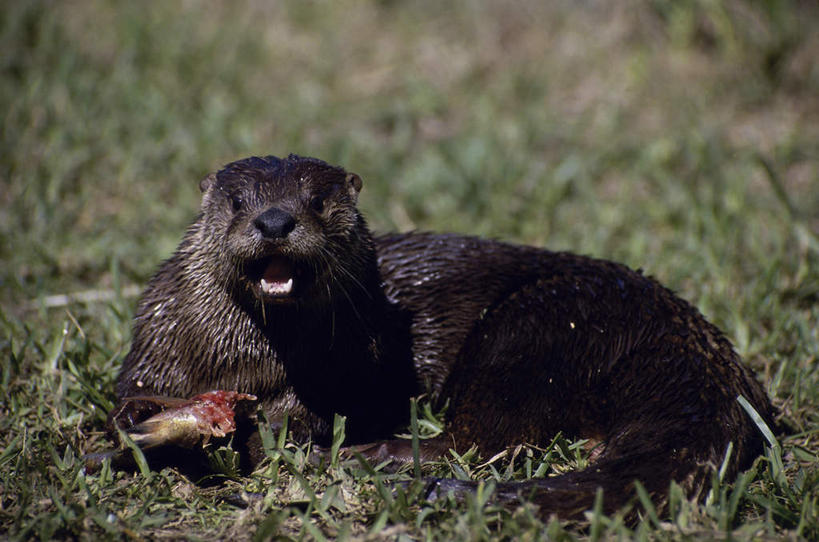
[259,265,389,356]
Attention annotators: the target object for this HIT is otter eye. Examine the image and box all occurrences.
[309,196,325,214]
[231,194,243,212]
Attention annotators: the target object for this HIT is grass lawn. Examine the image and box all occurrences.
[1,0,818,539]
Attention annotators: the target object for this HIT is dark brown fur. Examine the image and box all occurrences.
[116,154,776,519]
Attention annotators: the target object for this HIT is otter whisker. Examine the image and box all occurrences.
[317,246,368,328]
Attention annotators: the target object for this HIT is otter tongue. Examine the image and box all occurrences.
[260,258,294,296]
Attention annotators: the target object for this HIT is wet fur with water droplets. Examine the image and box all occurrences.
[115,154,776,519]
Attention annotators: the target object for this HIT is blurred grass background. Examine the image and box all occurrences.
[1,0,818,539]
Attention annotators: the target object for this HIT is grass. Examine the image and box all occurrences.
[1,0,818,539]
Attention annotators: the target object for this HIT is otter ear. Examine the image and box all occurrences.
[346,173,362,201]
[199,173,217,193]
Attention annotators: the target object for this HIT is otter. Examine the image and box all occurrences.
[115,154,776,519]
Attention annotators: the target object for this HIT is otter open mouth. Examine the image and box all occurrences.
[248,256,296,300]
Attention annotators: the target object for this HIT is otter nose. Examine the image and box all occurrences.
[254,207,296,239]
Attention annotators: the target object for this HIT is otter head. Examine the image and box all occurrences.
[197,154,370,308]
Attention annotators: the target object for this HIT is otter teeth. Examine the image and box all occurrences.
[261,277,293,296]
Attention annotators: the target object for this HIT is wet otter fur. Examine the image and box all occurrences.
[115,154,776,519]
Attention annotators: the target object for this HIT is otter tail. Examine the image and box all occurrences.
[423,445,729,520]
